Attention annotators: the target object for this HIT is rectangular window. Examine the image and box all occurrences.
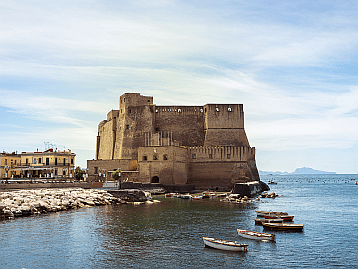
[54,169,57,176]
[153,155,158,160]
[94,167,98,174]
[209,154,213,159]
[11,159,13,165]
[5,159,7,165]
[71,158,73,164]
[126,125,129,129]
[142,156,147,161]
[63,158,66,165]
[227,154,231,159]
[15,160,17,165]
[39,158,41,164]
[26,158,29,165]
[55,158,58,165]
[163,155,168,160]
[192,154,196,159]
[46,158,49,165]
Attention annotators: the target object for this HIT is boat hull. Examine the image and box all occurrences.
[203,237,248,252]
[262,223,304,231]
[255,218,284,225]
[237,229,275,242]
[263,214,294,221]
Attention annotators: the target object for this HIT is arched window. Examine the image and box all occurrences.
[151,176,159,183]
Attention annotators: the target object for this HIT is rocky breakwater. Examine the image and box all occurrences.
[0,188,121,219]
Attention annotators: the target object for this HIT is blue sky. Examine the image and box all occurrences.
[1,0,358,173]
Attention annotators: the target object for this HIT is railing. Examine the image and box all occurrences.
[18,163,74,168]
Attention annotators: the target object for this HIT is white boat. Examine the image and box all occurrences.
[203,237,248,252]
[180,194,192,199]
[237,229,275,242]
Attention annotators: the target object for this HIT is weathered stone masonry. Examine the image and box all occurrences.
[87,93,260,190]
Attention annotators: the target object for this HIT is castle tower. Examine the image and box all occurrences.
[203,104,250,147]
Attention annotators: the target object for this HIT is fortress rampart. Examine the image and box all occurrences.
[89,93,260,190]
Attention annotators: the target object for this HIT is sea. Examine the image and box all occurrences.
[1,174,358,269]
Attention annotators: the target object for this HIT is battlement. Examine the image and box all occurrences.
[188,146,255,162]
[119,93,153,111]
[155,106,204,115]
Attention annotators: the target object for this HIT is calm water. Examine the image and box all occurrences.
[1,174,358,269]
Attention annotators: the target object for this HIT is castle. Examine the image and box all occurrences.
[87,93,260,191]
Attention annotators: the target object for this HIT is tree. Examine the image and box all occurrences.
[75,166,85,181]
[111,169,121,181]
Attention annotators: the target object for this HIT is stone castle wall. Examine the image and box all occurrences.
[91,93,260,189]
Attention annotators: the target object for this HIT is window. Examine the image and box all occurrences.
[15,160,17,165]
[46,158,49,165]
[163,155,168,160]
[54,169,58,176]
[39,158,41,164]
[126,125,129,129]
[11,159,13,165]
[5,159,7,165]
[26,158,29,165]
[192,154,196,159]
[63,170,66,176]
[94,167,98,174]
[71,158,73,164]
[142,156,147,161]
[55,158,58,165]
[209,154,213,159]
[63,158,66,165]
[227,154,231,159]
[153,155,158,160]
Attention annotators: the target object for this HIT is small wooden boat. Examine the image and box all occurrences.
[262,222,304,231]
[180,194,192,199]
[237,229,275,242]
[203,237,248,252]
[264,214,294,221]
[255,218,284,225]
[256,210,288,217]
[203,191,216,198]
[255,210,270,217]
[165,193,173,198]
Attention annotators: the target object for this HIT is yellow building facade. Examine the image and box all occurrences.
[19,149,76,180]
[0,152,22,179]
[0,149,76,181]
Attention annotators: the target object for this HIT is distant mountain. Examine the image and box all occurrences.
[291,167,336,174]
[259,170,287,175]
[259,167,336,175]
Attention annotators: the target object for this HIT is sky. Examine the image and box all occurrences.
[1,0,358,174]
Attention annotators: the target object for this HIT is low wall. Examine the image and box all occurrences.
[120,181,195,193]
[0,182,89,190]
[108,189,148,202]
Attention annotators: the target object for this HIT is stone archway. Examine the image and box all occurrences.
[151,176,159,183]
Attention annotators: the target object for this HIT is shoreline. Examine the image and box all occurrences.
[0,188,121,219]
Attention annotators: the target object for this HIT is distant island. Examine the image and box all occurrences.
[259,167,336,175]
